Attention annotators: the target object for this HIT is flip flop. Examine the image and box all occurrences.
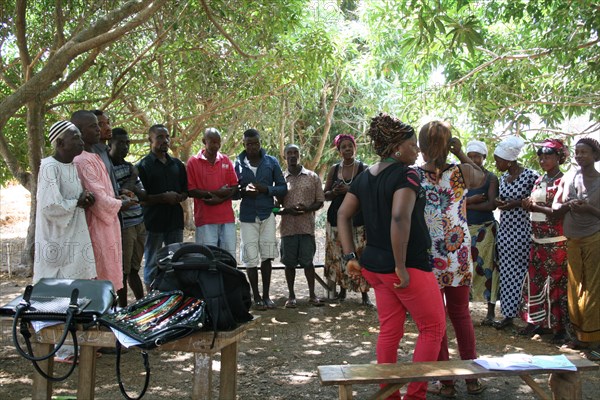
[309,297,324,307]
[54,354,77,365]
[585,349,600,362]
[427,381,457,398]
[264,299,276,309]
[285,299,297,309]
[467,380,487,395]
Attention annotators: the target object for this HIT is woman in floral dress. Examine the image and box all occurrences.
[418,121,487,397]
[520,139,570,343]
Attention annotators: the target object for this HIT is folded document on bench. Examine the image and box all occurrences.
[474,354,577,371]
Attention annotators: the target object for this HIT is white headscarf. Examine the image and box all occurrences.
[466,140,487,156]
[494,136,525,161]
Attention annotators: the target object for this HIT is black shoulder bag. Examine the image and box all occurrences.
[0,278,116,381]
[152,243,252,344]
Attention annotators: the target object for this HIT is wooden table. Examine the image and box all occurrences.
[2,316,259,400]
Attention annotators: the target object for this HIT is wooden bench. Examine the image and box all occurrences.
[2,316,259,400]
[318,356,599,400]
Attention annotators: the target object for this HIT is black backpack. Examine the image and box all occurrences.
[151,243,253,333]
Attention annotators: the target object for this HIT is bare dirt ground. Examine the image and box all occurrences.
[0,184,598,399]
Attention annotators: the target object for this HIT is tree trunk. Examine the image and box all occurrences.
[20,101,44,273]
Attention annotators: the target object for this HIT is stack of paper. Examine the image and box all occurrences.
[474,354,577,371]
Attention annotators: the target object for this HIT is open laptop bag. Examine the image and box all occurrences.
[0,278,115,381]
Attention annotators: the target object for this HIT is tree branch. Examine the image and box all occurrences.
[448,39,600,88]
[0,40,19,90]
[0,0,168,130]
[200,0,262,59]
[15,0,32,80]
[108,4,184,108]
[53,0,66,50]
[41,48,103,101]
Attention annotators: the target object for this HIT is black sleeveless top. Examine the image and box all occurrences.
[326,161,366,227]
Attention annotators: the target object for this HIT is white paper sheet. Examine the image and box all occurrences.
[474,354,576,371]
[109,327,143,348]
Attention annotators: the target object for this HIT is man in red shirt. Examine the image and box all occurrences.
[187,128,239,256]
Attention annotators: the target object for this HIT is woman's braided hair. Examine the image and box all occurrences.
[576,137,600,161]
[368,113,415,158]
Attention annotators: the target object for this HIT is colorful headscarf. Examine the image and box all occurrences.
[538,138,570,165]
[333,134,355,150]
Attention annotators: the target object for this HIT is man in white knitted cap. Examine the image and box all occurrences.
[33,121,96,283]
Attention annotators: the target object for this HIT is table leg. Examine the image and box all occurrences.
[339,384,353,400]
[192,352,213,399]
[77,345,97,399]
[219,341,238,400]
[549,371,582,400]
[31,343,53,400]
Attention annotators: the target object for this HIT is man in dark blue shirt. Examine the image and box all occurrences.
[235,129,287,310]
[136,124,188,289]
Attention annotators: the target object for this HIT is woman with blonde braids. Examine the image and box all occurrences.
[338,113,445,400]
[417,121,486,397]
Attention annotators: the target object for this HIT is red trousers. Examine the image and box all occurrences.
[437,285,478,385]
[362,268,446,400]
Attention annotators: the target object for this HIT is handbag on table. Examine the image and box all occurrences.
[99,290,207,400]
[0,278,116,381]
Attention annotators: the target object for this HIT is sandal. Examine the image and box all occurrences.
[585,349,600,362]
[361,298,375,307]
[550,331,567,345]
[253,300,267,311]
[518,323,542,336]
[285,298,297,309]
[427,381,457,398]
[466,380,487,395]
[54,354,77,365]
[264,298,276,309]
[308,297,324,307]
[493,317,513,330]
[561,340,589,350]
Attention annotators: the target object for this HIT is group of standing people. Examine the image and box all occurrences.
[30,108,599,396]
[337,112,599,399]
[33,117,370,314]
[469,134,600,358]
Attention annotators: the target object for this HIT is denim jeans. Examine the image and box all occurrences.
[195,223,236,258]
[143,229,183,285]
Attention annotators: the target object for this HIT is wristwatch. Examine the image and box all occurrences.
[342,252,357,262]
